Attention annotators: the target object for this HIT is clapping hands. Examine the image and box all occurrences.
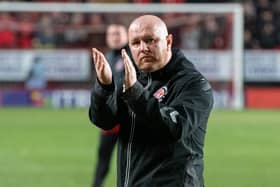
[92,48,137,91]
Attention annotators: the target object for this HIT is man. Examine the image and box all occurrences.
[25,56,47,107]
[89,15,213,187]
[92,23,128,187]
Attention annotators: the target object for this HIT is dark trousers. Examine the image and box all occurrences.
[92,132,118,187]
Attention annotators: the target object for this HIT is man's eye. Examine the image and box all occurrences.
[131,41,140,46]
[146,39,154,44]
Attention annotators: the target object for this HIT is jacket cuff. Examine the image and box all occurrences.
[93,79,114,97]
[122,81,144,102]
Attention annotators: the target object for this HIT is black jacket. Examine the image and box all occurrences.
[89,49,213,187]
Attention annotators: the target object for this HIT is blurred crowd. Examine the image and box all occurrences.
[243,0,280,49]
[0,0,279,49]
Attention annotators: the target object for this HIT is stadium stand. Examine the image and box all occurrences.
[0,0,279,108]
[0,0,279,49]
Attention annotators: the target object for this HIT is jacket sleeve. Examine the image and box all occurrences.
[88,80,119,130]
[122,76,213,141]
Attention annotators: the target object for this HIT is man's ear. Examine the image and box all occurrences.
[166,34,173,49]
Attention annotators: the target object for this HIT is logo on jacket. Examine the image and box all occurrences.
[153,86,168,102]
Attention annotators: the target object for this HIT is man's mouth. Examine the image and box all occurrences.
[140,56,154,62]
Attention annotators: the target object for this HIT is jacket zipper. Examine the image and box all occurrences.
[124,111,135,187]
[124,73,152,187]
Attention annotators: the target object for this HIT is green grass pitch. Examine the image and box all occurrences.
[0,108,279,187]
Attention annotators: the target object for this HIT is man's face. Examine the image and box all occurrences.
[106,25,127,49]
[128,24,171,72]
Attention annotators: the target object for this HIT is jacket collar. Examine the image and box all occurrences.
[147,48,187,80]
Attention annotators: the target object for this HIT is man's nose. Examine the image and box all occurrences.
[139,40,148,51]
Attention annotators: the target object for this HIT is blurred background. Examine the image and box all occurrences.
[0,0,279,187]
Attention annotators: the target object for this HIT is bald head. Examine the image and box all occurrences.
[128,15,168,38]
[127,15,173,72]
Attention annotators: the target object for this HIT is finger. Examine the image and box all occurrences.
[92,48,100,72]
[92,48,103,72]
[93,48,104,73]
[99,50,107,61]
[122,49,133,72]
[121,48,126,59]
[95,48,107,66]
[121,49,127,65]
[121,49,129,66]
[121,49,129,75]
[121,49,129,82]
[121,49,126,63]
[123,49,136,75]
[96,52,103,71]
[92,48,96,64]
[92,48,98,64]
